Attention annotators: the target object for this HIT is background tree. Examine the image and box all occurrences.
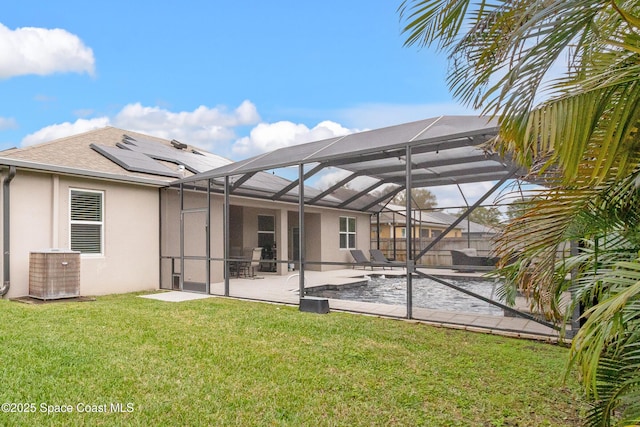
[391,188,437,209]
[399,1,640,425]
[504,198,529,222]
[457,206,502,228]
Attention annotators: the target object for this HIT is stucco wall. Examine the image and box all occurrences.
[160,189,372,284]
[317,209,370,270]
[234,203,369,272]
[1,169,160,298]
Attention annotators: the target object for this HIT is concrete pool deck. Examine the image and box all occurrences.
[177,267,568,342]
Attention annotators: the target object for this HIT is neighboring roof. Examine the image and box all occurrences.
[0,127,227,186]
[377,204,496,234]
[377,203,452,227]
[174,116,523,213]
[426,211,498,235]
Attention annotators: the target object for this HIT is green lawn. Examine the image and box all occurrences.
[0,293,584,426]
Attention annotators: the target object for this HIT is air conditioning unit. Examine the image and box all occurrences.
[29,250,81,300]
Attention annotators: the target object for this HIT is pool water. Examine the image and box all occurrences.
[308,276,504,316]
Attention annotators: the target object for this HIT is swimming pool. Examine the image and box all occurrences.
[307,276,504,316]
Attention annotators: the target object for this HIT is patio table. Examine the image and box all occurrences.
[228,258,250,278]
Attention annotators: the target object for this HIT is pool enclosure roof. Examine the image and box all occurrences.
[174,115,523,213]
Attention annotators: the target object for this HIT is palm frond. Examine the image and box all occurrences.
[507,81,640,184]
[495,170,640,320]
[399,0,485,50]
[400,0,640,183]
[569,261,640,426]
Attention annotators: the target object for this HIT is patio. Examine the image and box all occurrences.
[203,268,566,342]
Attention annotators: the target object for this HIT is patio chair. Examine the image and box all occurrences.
[350,249,372,270]
[236,247,263,277]
[369,249,400,270]
[247,247,262,277]
[234,248,253,277]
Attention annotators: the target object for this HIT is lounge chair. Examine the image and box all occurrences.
[350,249,372,270]
[351,249,395,270]
[450,248,499,272]
[369,249,399,270]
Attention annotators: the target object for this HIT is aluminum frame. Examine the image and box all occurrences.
[165,116,566,335]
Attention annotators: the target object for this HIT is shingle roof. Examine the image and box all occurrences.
[0,127,229,186]
[0,128,344,205]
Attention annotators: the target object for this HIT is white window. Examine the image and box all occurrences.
[339,216,356,249]
[70,189,104,255]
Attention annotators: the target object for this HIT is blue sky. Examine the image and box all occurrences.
[0,0,498,207]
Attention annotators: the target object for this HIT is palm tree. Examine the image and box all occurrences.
[399,1,640,425]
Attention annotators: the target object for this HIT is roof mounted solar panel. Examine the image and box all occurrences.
[91,144,182,178]
[184,154,230,173]
[121,134,231,173]
[115,142,134,150]
[121,134,136,144]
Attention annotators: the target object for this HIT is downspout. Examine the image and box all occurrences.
[1,166,16,297]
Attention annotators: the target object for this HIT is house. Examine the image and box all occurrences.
[371,203,464,240]
[0,116,518,300]
[369,203,498,264]
[0,127,371,299]
[425,210,498,239]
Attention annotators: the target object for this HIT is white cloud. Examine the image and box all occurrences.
[313,168,350,190]
[232,120,357,157]
[115,100,259,130]
[21,117,110,146]
[20,101,261,148]
[112,100,260,148]
[312,167,380,192]
[0,23,95,78]
[0,117,17,130]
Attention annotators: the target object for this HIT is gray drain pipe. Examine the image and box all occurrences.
[1,166,16,297]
